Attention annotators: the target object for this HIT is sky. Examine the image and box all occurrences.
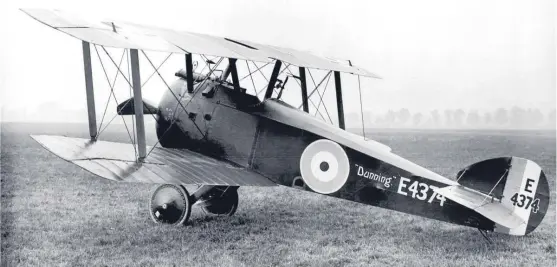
[0,0,555,123]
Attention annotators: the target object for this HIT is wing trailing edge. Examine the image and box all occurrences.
[31,135,276,187]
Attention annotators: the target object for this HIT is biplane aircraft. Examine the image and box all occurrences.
[22,9,549,238]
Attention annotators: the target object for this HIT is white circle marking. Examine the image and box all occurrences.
[310,151,339,182]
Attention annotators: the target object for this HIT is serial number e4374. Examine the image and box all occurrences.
[397,177,446,206]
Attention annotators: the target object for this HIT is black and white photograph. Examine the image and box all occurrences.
[1,1,555,266]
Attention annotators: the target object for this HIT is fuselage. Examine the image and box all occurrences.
[155,74,495,231]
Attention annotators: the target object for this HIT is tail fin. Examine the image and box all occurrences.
[436,157,550,236]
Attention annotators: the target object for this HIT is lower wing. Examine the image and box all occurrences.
[31,135,276,187]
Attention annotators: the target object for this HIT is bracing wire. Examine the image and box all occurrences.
[306,70,333,123]
[253,61,290,97]
[284,65,327,121]
[145,56,225,158]
[97,49,126,133]
[313,73,332,118]
[357,75,366,139]
[94,46,137,154]
[245,61,258,95]
[95,47,164,139]
[140,50,207,137]
[239,62,270,82]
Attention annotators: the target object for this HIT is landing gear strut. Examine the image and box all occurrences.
[148,184,239,225]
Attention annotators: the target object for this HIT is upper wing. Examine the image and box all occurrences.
[31,135,276,187]
[20,8,379,78]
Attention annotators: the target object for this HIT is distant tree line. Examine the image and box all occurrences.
[346,107,556,129]
[4,104,556,130]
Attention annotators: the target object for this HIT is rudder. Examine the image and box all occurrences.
[456,157,550,236]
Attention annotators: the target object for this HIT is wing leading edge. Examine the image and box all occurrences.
[31,135,276,187]
[20,8,379,78]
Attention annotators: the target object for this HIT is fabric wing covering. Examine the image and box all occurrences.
[31,135,277,187]
[21,8,379,78]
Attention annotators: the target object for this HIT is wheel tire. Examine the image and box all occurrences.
[149,184,192,225]
[201,188,239,216]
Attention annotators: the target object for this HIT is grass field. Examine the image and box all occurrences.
[1,122,555,266]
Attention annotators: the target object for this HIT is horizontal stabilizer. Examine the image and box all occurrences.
[434,185,525,229]
[31,135,276,187]
[435,156,550,236]
[117,98,158,115]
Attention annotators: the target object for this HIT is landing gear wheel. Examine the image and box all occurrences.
[200,188,239,216]
[149,184,191,225]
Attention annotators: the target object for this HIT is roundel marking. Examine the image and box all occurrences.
[300,139,350,194]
